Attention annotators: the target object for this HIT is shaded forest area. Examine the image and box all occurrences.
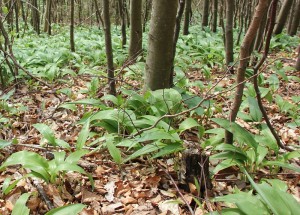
[0,0,300,214]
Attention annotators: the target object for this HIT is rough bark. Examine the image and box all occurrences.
[70,0,75,52]
[129,0,143,60]
[103,0,117,95]
[183,0,192,35]
[145,0,178,90]
[202,0,209,28]
[288,0,300,36]
[274,0,293,34]
[211,0,218,32]
[225,0,234,71]
[225,0,269,144]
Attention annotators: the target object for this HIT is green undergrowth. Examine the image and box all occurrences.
[1,25,300,214]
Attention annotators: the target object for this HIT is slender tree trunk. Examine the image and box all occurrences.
[225,0,234,71]
[288,0,300,35]
[296,46,300,70]
[274,0,293,34]
[15,0,19,37]
[202,0,209,28]
[183,0,191,35]
[129,0,143,61]
[70,0,75,52]
[118,0,126,48]
[225,0,269,144]
[31,0,40,34]
[145,0,178,90]
[44,0,52,35]
[103,0,116,95]
[211,0,218,32]
[143,0,151,32]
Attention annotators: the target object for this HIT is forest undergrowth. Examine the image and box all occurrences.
[0,25,300,214]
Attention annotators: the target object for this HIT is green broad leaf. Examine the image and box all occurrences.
[284,150,300,161]
[211,151,248,162]
[58,103,77,111]
[137,129,178,142]
[152,142,184,158]
[76,118,90,150]
[65,150,89,164]
[0,151,50,182]
[256,145,268,165]
[45,204,86,215]
[214,143,247,156]
[248,97,262,122]
[263,179,288,192]
[212,118,258,149]
[101,95,119,105]
[106,141,122,164]
[67,99,103,106]
[179,118,200,133]
[54,139,71,149]
[11,193,31,215]
[33,123,56,145]
[213,192,269,215]
[55,163,87,174]
[206,208,242,215]
[263,161,300,173]
[212,159,239,175]
[124,142,166,163]
[244,170,300,215]
[0,139,12,149]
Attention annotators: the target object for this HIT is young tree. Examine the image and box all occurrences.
[44,0,52,35]
[118,0,126,48]
[225,0,269,144]
[211,0,218,32]
[274,0,293,34]
[129,0,143,61]
[183,0,192,35]
[103,0,117,95]
[145,0,178,90]
[225,0,234,72]
[202,0,209,29]
[288,0,300,36]
[70,0,75,52]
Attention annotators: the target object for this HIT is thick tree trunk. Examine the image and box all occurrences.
[288,0,300,36]
[183,0,191,35]
[129,0,143,60]
[145,0,178,90]
[225,0,234,71]
[211,0,218,32]
[70,0,75,52]
[103,0,117,95]
[274,0,293,34]
[202,0,209,28]
[225,0,269,144]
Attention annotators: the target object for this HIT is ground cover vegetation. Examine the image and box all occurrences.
[0,0,300,214]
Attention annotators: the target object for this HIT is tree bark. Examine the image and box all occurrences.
[103,0,117,95]
[129,0,143,60]
[70,0,75,52]
[225,0,269,144]
[118,0,126,47]
[44,0,52,35]
[211,0,218,32]
[145,0,178,90]
[225,0,234,71]
[296,46,300,70]
[274,0,293,34]
[202,0,209,28]
[288,0,300,36]
[183,0,191,35]
[31,0,40,34]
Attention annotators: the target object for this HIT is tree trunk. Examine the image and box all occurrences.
[143,0,151,32]
[129,0,143,60]
[183,0,191,35]
[44,0,52,35]
[15,0,19,37]
[211,0,218,32]
[31,0,40,34]
[118,0,126,47]
[225,0,269,144]
[296,46,300,70]
[145,0,178,90]
[274,0,293,34]
[202,0,209,28]
[103,0,117,95]
[70,0,75,52]
[225,0,234,71]
[288,0,300,36]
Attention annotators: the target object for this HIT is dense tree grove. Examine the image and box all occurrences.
[0,0,299,214]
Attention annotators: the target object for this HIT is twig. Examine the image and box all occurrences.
[31,178,54,210]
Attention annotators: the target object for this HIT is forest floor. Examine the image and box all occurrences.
[0,39,300,214]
